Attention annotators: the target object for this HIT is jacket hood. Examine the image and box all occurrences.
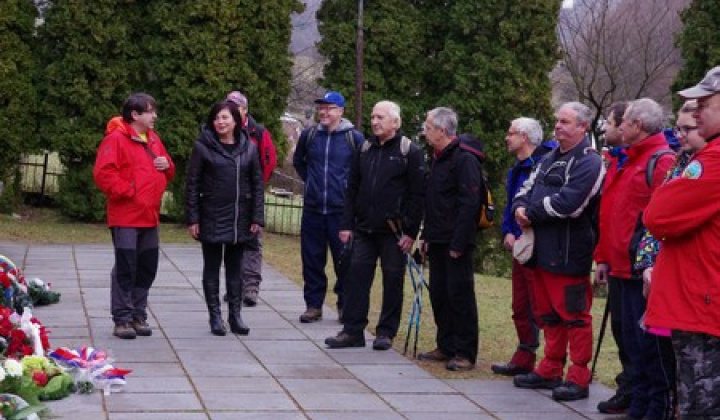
[198,124,248,155]
[105,116,128,136]
[316,118,356,134]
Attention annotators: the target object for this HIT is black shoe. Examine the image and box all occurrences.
[491,362,532,376]
[325,332,365,348]
[372,335,392,351]
[243,291,258,307]
[552,381,589,401]
[513,372,563,389]
[597,392,632,414]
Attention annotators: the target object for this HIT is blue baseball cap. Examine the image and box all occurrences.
[314,91,345,107]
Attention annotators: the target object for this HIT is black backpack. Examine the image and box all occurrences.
[456,134,494,229]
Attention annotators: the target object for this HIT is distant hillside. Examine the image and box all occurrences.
[291,0,322,56]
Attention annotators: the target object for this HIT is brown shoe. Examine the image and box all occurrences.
[300,307,322,323]
[132,319,152,336]
[113,323,137,339]
[446,357,475,371]
[418,348,450,362]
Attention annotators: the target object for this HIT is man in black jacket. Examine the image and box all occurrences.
[416,107,482,371]
[325,100,426,350]
[512,102,605,401]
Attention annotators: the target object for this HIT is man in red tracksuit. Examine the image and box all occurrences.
[94,92,175,340]
[599,98,675,420]
[512,102,605,401]
[645,66,720,420]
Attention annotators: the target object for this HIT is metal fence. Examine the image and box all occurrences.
[17,153,306,236]
[19,152,63,206]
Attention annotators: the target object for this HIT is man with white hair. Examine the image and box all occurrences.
[644,66,720,420]
[325,100,426,350]
[512,102,605,401]
[593,97,675,420]
[490,117,555,376]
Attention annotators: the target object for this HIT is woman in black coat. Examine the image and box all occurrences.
[185,101,264,336]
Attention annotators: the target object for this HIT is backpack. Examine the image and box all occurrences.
[246,120,276,183]
[645,149,675,186]
[455,134,494,230]
[305,125,359,154]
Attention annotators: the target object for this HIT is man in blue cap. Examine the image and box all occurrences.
[293,91,365,323]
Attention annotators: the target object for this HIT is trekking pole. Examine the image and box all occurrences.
[591,295,611,383]
[387,218,424,357]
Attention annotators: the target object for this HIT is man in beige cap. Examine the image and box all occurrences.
[644,66,720,420]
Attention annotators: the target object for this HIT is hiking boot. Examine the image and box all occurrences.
[325,332,365,348]
[446,357,475,372]
[418,348,451,362]
[113,323,137,340]
[491,362,532,376]
[243,290,258,307]
[300,307,322,323]
[372,335,393,351]
[552,381,589,401]
[597,392,632,414]
[513,371,562,389]
[132,319,152,336]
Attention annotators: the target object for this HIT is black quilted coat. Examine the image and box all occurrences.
[185,125,264,244]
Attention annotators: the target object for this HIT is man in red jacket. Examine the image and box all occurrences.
[597,98,675,420]
[645,66,720,420]
[94,92,175,340]
[593,101,632,414]
[226,91,277,306]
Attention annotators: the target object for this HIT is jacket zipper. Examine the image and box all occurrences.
[234,156,240,244]
[322,132,331,214]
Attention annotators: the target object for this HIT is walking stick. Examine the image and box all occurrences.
[591,296,611,383]
[387,218,428,357]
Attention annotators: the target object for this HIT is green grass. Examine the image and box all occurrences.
[0,207,620,386]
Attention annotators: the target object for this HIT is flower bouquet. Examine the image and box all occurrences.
[0,255,61,312]
[0,308,50,360]
[49,347,131,395]
[0,393,41,420]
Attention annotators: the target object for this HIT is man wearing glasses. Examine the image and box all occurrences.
[293,91,365,323]
[593,98,674,419]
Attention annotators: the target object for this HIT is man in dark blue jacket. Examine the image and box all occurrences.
[512,102,605,402]
[293,91,365,323]
[491,117,555,376]
[325,100,426,350]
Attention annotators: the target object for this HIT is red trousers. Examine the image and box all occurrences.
[532,267,593,387]
[510,259,539,369]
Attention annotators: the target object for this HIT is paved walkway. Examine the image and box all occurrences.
[1,241,619,420]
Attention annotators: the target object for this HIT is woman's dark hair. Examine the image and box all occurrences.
[206,100,244,139]
[122,92,156,123]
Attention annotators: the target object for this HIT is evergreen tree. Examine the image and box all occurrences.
[316,0,560,274]
[36,0,148,221]
[0,0,38,212]
[672,0,720,109]
[36,0,302,221]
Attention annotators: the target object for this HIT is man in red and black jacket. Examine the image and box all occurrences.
[94,92,175,340]
[226,91,277,306]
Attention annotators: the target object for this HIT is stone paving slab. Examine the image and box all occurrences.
[1,241,619,419]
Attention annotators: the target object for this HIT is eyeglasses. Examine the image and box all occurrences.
[673,125,698,137]
[316,105,339,112]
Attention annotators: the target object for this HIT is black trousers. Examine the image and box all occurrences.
[428,243,479,363]
[110,227,159,324]
[201,242,245,301]
[341,231,405,338]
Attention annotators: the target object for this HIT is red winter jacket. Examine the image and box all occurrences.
[94,117,175,227]
[596,133,673,279]
[644,138,720,337]
[593,153,623,264]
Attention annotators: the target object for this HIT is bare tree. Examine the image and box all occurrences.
[554,0,690,146]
